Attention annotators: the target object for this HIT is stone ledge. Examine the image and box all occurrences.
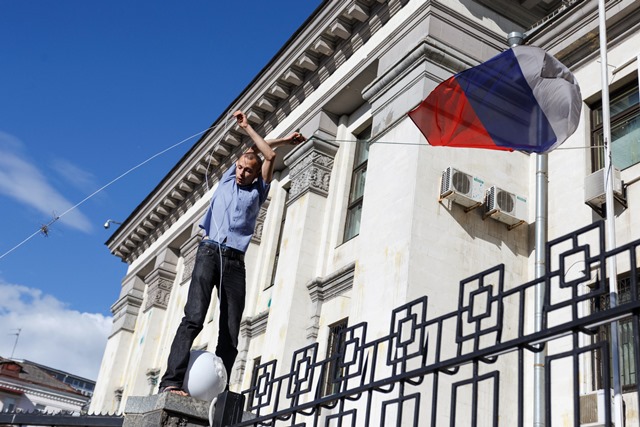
[124,393,209,427]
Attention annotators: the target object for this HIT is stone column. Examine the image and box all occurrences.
[90,274,144,414]
[122,248,179,398]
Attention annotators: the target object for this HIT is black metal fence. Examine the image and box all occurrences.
[232,221,640,426]
[0,411,123,427]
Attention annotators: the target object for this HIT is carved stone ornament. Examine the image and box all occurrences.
[251,198,271,244]
[144,268,177,312]
[285,138,339,205]
[180,233,201,284]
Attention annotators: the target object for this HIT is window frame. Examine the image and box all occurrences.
[247,356,262,409]
[343,125,372,242]
[591,271,640,392]
[590,79,640,172]
[322,318,349,397]
[267,189,289,290]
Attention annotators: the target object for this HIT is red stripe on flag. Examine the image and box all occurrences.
[408,77,513,151]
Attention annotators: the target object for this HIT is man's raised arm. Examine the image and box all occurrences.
[233,110,306,183]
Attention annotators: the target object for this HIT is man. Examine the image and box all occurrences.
[159,110,305,395]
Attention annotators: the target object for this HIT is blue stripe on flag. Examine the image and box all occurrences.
[456,49,557,152]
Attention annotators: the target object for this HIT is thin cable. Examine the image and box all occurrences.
[0,127,215,260]
[58,127,215,220]
[2,124,601,261]
[313,136,605,150]
[0,229,43,260]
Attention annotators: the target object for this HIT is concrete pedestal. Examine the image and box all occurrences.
[123,392,251,427]
[124,393,209,427]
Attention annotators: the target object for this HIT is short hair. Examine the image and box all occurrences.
[239,152,263,175]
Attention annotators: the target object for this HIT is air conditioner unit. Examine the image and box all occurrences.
[483,186,527,229]
[579,389,614,426]
[439,167,485,210]
[585,167,625,214]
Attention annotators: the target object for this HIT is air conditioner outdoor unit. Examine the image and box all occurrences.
[439,167,485,210]
[579,389,614,427]
[585,167,625,213]
[483,186,527,229]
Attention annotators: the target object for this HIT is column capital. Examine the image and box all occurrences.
[180,229,202,284]
[284,138,339,204]
[144,267,177,312]
[251,198,271,245]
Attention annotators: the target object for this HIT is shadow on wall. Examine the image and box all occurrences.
[442,198,533,259]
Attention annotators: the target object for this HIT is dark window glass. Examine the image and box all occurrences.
[591,81,640,171]
[268,190,289,289]
[322,318,348,396]
[592,272,640,392]
[344,125,372,241]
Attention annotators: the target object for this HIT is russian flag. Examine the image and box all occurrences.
[408,46,581,153]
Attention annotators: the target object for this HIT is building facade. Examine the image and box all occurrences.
[0,358,90,414]
[90,0,640,424]
[22,359,96,398]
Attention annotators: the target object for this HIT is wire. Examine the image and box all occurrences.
[0,126,216,260]
[0,117,603,261]
[314,136,605,150]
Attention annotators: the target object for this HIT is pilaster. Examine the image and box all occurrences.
[260,131,339,372]
[110,282,144,336]
[180,226,202,285]
[285,116,340,204]
[144,248,179,312]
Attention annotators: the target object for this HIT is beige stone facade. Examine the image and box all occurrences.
[91,0,640,424]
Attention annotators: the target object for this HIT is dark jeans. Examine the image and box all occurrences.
[159,240,246,390]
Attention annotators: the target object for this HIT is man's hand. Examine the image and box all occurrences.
[288,132,306,146]
[233,110,249,129]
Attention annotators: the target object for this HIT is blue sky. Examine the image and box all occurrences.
[0,0,323,379]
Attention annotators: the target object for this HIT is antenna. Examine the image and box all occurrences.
[10,328,21,359]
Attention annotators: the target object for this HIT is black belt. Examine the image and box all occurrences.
[202,240,245,261]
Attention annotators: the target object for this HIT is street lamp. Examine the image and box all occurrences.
[103,219,122,229]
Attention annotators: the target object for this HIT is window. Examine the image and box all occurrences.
[322,318,348,396]
[1,397,16,412]
[268,190,289,289]
[343,125,372,242]
[592,272,640,392]
[247,356,262,408]
[591,80,640,172]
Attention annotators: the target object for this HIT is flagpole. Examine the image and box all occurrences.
[533,151,548,427]
[597,0,624,425]
[507,30,549,427]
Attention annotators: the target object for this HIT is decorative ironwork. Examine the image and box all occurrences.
[226,221,640,426]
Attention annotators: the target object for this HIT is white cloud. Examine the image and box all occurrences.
[51,158,99,194]
[0,131,93,233]
[0,282,112,381]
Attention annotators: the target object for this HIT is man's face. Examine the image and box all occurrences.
[236,156,260,186]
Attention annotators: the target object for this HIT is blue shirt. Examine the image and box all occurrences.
[199,164,270,252]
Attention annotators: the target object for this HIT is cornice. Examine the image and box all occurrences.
[307,262,356,303]
[528,0,640,69]
[240,309,270,339]
[362,36,476,103]
[107,0,410,264]
[0,380,86,404]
